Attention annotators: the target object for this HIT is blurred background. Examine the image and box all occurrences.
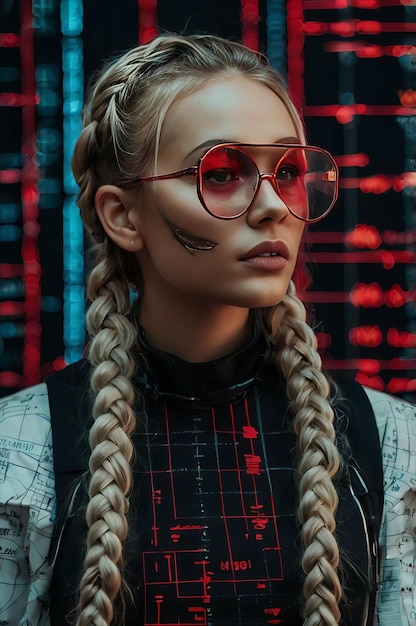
[0,0,415,399]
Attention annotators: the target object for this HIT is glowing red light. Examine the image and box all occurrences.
[389,45,416,57]
[335,153,369,168]
[398,89,416,106]
[387,378,416,394]
[304,22,326,35]
[354,0,377,7]
[138,0,158,44]
[0,301,25,316]
[360,174,391,194]
[345,224,382,250]
[22,184,39,204]
[0,33,20,46]
[355,44,383,58]
[355,373,384,391]
[0,264,23,278]
[0,93,39,106]
[381,252,395,270]
[240,0,260,50]
[387,328,416,349]
[350,282,384,308]
[23,221,40,237]
[357,359,381,375]
[393,172,416,192]
[0,169,21,184]
[241,1,259,21]
[331,21,355,37]
[316,332,332,349]
[0,372,24,387]
[349,326,383,348]
[385,284,406,308]
[52,356,67,371]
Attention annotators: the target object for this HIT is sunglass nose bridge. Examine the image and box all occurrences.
[252,172,291,210]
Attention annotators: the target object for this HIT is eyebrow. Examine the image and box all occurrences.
[185,136,301,159]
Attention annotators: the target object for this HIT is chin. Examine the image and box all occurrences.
[225,290,288,309]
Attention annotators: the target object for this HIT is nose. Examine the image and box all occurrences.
[246,174,289,225]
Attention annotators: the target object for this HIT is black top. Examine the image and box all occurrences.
[46,326,381,626]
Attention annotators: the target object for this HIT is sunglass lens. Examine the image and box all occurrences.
[276,148,337,221]
[200,147,258,218]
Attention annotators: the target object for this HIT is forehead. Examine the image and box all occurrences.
[158,76,299,164]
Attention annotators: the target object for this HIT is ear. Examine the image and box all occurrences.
[94,185,143,252]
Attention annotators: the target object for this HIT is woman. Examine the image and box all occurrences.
[0,33,415,626]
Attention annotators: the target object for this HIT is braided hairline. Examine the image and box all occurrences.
[265,281,342,626]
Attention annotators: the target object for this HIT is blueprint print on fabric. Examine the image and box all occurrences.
[365,387,416,626]
[0,383,54,626]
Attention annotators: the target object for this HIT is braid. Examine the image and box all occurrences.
[266,281,342,626]
[76,246,137,626]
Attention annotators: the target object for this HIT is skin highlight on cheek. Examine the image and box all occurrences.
[164,216,218,254]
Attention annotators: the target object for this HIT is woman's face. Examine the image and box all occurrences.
[132,76,305,313]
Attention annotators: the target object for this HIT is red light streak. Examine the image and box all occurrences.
[304,230,416,247]
[338,172,416,192]
[335,153,370,168]
[0,372,25,387]
[137,0,158,44]
[304,21,416,36]
[387,329,416,349]
[0,301,25,317]
[286,0,306,109]
[19,0,41,387]
[323,357,416,371]
[0,93,39,106]
[300,289,416,305]
[387,378,416,394]
[241,0,260,51]
[304,104,415,117]
[325,41,416,58]
[0,264,23,278]
[304,0,413,7]
[305,251,416,265]
[0,170,21,183]
[0,34,20,47]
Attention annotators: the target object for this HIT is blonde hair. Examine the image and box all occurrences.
[72,33,341,626]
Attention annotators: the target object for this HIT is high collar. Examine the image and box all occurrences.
[135,319,276,406]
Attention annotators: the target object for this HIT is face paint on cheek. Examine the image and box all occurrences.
[163,216,218,255]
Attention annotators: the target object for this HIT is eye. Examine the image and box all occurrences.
[275,164,302,181]
[202,168,240,184]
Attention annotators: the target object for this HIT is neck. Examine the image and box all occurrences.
[138,298,252,363]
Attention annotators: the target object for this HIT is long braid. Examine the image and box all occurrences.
[266,281,342,626]
[76,247,138,626]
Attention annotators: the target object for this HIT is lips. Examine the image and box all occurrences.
[241,241,290,262]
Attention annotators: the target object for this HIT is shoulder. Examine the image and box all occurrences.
[44,358,91,436]
[45,359,92,480]
[362,385,416,441]
[0,382,51,446]
[363,386,416,498]
[0,382,54,506]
